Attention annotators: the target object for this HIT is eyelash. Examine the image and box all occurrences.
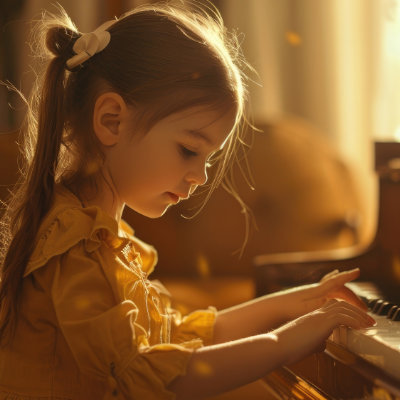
[179,145,198,159]
[178,145,216,169]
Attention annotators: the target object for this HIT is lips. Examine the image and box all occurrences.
[167,192,180,203]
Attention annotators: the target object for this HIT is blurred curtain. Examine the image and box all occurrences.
[218,0,379,241]
[219,0,377,164]
[373,0,400,141]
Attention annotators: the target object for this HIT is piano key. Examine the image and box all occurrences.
[367,298,379,310]
[387,305,398,319]
[372,299,385,314]
[377,301,396,316]
[392,308,400,321]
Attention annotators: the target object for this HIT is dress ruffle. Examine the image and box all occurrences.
[24,205,120,278]
[24,201,158,279]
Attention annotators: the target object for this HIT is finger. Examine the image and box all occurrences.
[320,269,339,283]
[325,300,375,325]
[333,268,360,283]
[320,268,361,291]
[327,285,368,311]
[331,312,372,330]
[324,298,338,306]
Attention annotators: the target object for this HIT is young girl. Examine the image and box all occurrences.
[0,1,375,399]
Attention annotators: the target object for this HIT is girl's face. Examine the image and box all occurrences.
[107,105,237,218]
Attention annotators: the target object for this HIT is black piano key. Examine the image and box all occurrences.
[387,305,398,319]
[377,302,395,316]
[392,308,400,321]
[368,298,379,310]
[372,299,385,314]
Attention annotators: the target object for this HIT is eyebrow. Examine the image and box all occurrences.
[186,129,214,146]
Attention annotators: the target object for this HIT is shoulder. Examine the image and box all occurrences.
[24,184,119,277]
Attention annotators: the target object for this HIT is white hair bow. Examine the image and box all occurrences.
[66,20,116,70]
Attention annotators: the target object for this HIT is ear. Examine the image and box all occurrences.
[93,92,128,146]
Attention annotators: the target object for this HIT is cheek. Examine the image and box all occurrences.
[108,139,184,193]
[146,145,181,176]
[107,145,139,189]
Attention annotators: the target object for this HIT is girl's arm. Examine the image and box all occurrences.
[168,298,375,399]
[212,268,367,344]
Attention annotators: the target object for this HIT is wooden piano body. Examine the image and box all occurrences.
[255,142,400,399]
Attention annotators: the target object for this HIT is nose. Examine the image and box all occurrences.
[185,161,208,186]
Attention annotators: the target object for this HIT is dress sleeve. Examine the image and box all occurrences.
[50,242,195,400]
[148,279,217,346]
[170,307,217,346]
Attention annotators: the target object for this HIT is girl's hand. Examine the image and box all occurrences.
[316,267,367,310]
[274,297,375,366]
[299,267,368,317]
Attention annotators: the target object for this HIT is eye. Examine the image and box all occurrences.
[179,145,198,158]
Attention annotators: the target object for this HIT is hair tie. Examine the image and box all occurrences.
[66,19,116,70]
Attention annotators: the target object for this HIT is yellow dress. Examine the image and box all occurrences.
[0,185,216,400]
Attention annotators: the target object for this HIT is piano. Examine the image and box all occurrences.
[255,142,400,399]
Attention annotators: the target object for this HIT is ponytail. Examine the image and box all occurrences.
[0,22,75,343]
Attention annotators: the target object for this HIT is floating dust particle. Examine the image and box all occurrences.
[75,296,90,310]
[196,252,210,279]
[285,31,302,46]
[83,159,101,176]
[191,72,200,79]
[194,360,213,376]
[391,253,400,283]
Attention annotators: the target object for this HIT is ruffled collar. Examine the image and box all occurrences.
[24,184,157,277]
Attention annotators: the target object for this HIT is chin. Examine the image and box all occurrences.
[128,204,169,219]
[146,211,165,219]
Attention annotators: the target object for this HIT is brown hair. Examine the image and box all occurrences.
[0,0,255,343]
